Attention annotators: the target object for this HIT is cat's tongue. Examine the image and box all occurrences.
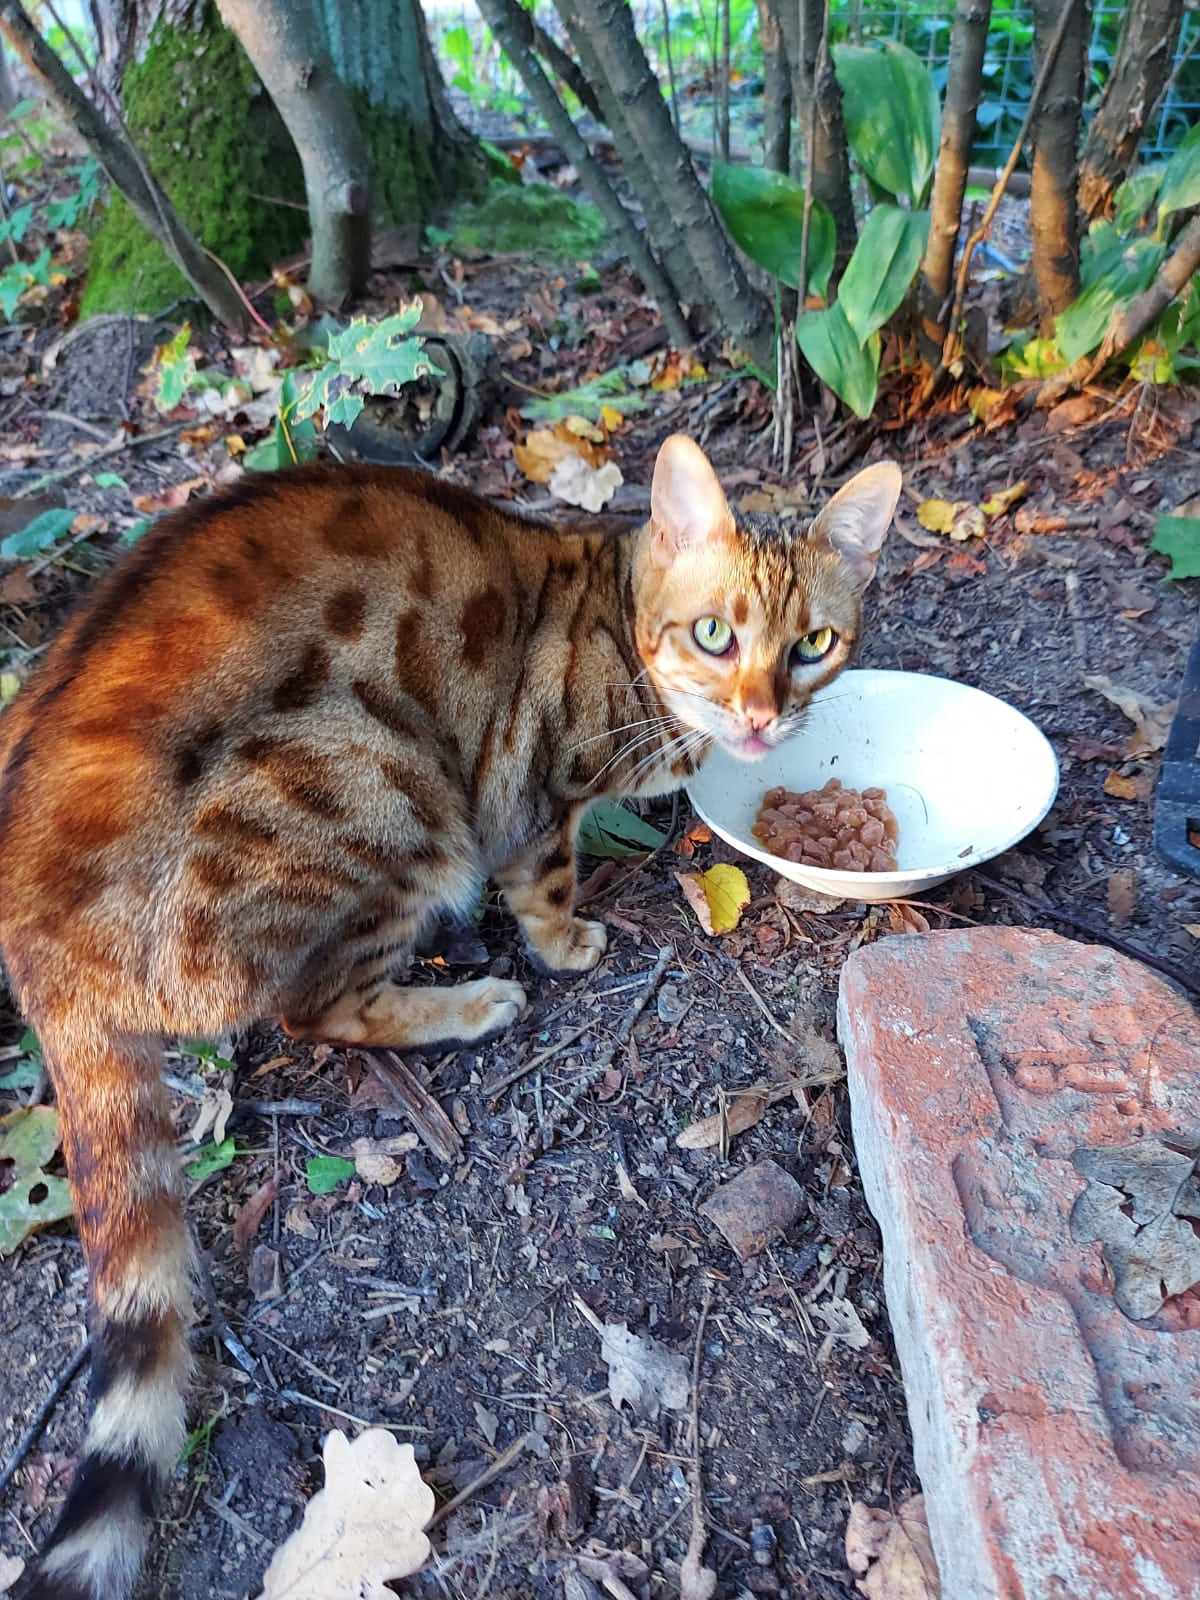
[731,732,773,759]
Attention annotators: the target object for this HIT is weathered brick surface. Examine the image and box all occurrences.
[838,927,1200,1600]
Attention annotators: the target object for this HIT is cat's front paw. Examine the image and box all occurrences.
[530,916,608,974]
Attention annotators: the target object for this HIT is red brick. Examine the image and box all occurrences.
[838,927,1200,1600]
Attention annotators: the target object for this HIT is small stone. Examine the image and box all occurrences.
[842,1418,869,1458]
[699,1159,805,1260]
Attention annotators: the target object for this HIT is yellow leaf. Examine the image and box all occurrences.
[675,864,751,935]
[981,481,1027,517]
[600,404,624,433]
[514,427,576,483]
[0,672,21,707]
[562,414,605,443]
[917,497,985,541]
[224,433,247,456]
[1103,769,1138,800]
[1183,924,1200,940]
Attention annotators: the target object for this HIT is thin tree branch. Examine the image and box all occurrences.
[660,0,681,136]
[0,0,252,331]
[1079,0,1184,222]
[927,0,1080,396]
[918,0,993,364]
[477,0,690,349]
[1036,211,1200,403]
[504,4,604,123]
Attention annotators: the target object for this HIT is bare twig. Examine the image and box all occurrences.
[681,1286,715,1590]
[0,1336,89,1498]
[659,0,681,134]
[735,964,799,1045]
[527,946,673,1159]
[365,1051,463,1165]
[482,1022,593,1102]
[15,420,187,502]
[930,0,1080,394]
[427,1433,530,1530]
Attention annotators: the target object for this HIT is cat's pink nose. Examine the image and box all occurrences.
[745,705,776,731]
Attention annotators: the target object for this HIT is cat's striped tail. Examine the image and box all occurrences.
[24,1022,195,1600]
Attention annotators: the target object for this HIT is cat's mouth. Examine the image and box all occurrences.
[726,730,775,760]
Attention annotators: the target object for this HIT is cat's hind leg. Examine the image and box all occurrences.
[280,881,525,1049]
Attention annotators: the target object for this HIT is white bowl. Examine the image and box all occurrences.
[686,669,1059,903]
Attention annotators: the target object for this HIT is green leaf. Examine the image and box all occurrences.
[837,205,930,346]
[93,470,127,489]
[19,1028,40,1057]
[0,506,75,561]
[1057,236,1165,363]
[834,42,940,206]
[796,303,880,419]
[443,24,473,70]
[306,1154,355,1195]
[0,202,33,245]
[1150,515,1200,579]
[1112,166,1165,236]
[0,1058,42,1092]
[185,1136,237,1182]
[0,1106,73,1254]
[578,800,668,859]
[149,323,197,413]
[710,162,835,296]
[521,367,646,423]
[122,516,156,545]
[1158,123,1200,225]
[0,267,25,321]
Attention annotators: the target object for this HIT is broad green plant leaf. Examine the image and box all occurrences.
[0,1106,73,1254]
[521,368,646,423]
[150,324,197,412]
[0,1058,41,1092]
[837,204,930,346]
[306,1154,356,1195]
[1057,235,1165,364]
[0,202,33,245]
[185,1136,237,1182]
[1157,123,1200,228]
[710,162,835,296]
[93,471,127,490]
[578,800,668,859]
[834,42,940,206]
[1112,166,1165,236]
[294,310,437,434]
[0,507,75,561]
[796,303,880,419]
[1150,516,1200,579]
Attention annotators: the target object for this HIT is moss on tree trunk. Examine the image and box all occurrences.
[82,14,307,315]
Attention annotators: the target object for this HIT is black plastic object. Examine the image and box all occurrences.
[1154,627,1200,878]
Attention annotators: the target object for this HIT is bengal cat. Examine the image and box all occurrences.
[0,434,900,1598]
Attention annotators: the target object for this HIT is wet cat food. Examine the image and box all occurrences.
[753,778,899,872]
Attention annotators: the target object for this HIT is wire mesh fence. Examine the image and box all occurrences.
[426,0,1200,167]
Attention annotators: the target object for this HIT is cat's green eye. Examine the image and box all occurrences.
[693,616,734,656]
[793,626,837,664]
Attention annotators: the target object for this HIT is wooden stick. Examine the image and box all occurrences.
[0,1337,89,1497]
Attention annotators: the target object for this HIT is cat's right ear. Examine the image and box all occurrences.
[649,435,734,566]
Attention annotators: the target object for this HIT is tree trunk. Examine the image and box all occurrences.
[1078,0,1184,221]
[919,0,992,363]
[1030,0,1088,327]
[552,0,714,312]
[777,0,856,259]
[217,0,368,306]
[754,0,790,173]
[554,0,772,366]
[85,0,308,315]
[476,0,690,348]
[0,0,254,329]
[313,0,482,229]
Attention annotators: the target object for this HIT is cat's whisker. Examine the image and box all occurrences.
[568,714,677,755]
[591,720,687,786]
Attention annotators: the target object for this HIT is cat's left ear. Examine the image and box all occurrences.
[649,434,734,566]
[809,461,903,588]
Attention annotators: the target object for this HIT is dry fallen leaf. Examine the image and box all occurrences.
[188,1084,233,1148]
[979,481,1027,517]
[916,497,985,542]
[514,422,606,484]
[132,476,206,515]
[676,1086,770,1150]
[1084,674,1174,755]
[593,1319,689,1420]
[233,1174,281,1256]
[680,1536,718,1600]
[1102,769,1138,801]
[887,903,930,937]
[674,863,751,934]
[845,1495,940,1599]
[1184,924,1200,940]
[1106,870,1136,928]
[548,453,623,511]
[257,1428,433,1600]
[0,1555,25,1595]
[0,569,36,605]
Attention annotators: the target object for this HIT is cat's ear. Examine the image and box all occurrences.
[649,434,734,565]
[809,461,903,588]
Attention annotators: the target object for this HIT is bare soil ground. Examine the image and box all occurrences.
[0,232,1197,1600]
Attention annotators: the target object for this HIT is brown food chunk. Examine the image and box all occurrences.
[753,781,899,873]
